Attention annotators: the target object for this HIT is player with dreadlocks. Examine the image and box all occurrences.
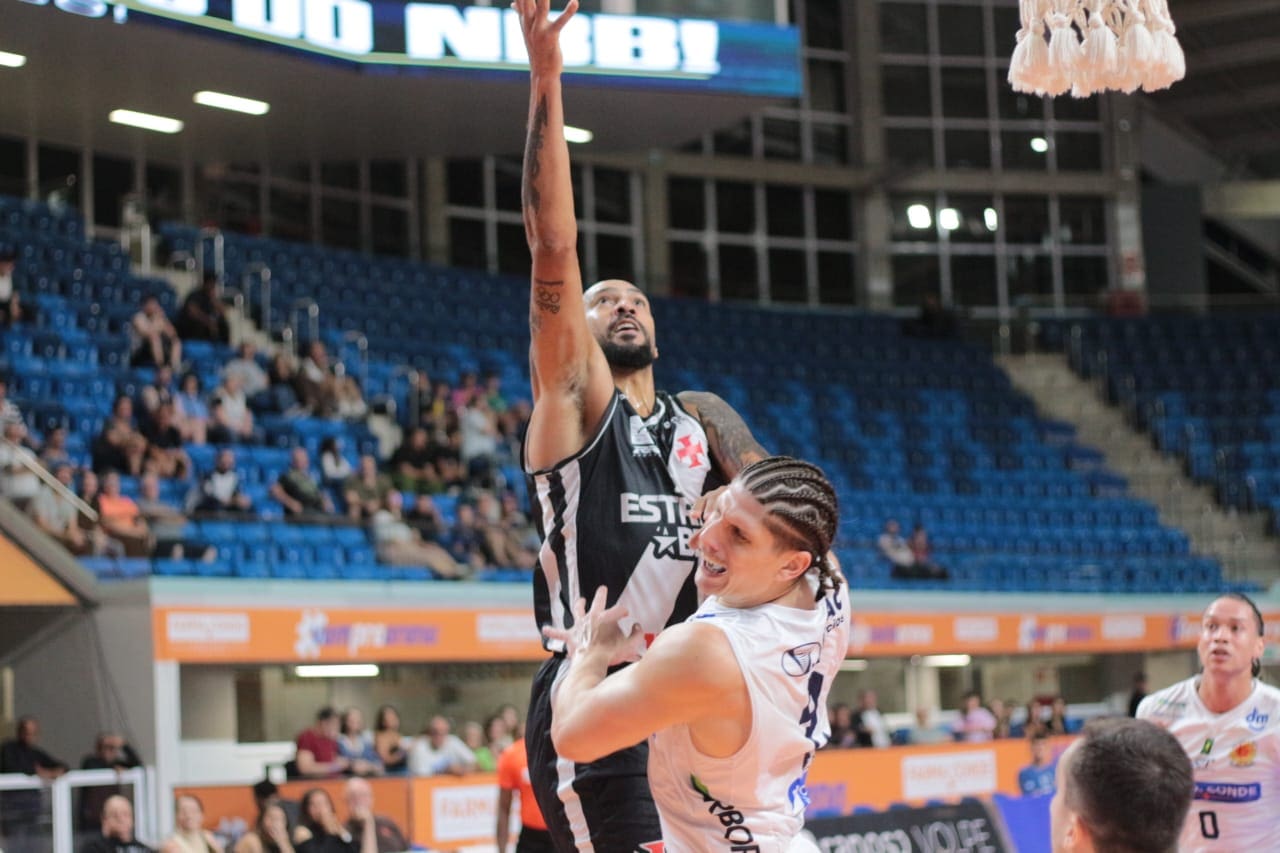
[544,456,848,853]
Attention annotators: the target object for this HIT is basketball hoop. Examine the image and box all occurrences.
[1008,0,1185,97]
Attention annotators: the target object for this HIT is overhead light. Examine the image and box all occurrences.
[1029,136,1049,154]
[983,207,999,232]
[109,109,184,134]
[917,654,971,668]
[938,208,961,231]
[839,659,869,672]
[294,664,380,678]
[194,90,270,116]
[563,125,593,144]
[0,51,26,69]
[906,203,932,230]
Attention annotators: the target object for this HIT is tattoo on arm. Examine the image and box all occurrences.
[534,279,563,316]
[679,391,767,476]
[523,95,549,213]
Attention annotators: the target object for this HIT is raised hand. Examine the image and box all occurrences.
[543,586,639,664]
[513,0,579,76]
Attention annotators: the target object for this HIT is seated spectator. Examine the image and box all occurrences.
[249,779,300,834]
[343,778,408,853]
[174,373,210,446]
[403,494,447,542]
[877,519,947,580]
[442,503,487,574]
[95,471,153,557]
[271,448,334,518]
[293,708,349,779]
[0,420,42,507]
[93,396,149,476]
[419,379,454,433]
[0,250,19,327]
[137,365,176,431]
[320,437,354,488]
[851,689,891,748]
[336,708,383,777]
[176,272,230,343]
[293,788,375,853]
[483,372,508,414]
[907,707,951,745]
[231,801,294,853]
[1023,700,1046,738]
[334,375,368,422]
[78,732,143,833]
[192,449,254,516]
[39,426,74,469]
[389,428,439,494]
[484,715,512,757]
[79,794,153,853]
[295,341,340,418]
[131,295,182,370]
[430,431,467,492]
[29,463,93,554]
[909,523,948,579]
[370,492,465,578]
[952,691,997,742]
[1045,695,1070,735]
[372,706,409,777]
[77,470,126,557]
[0,376,24,425]
[138,473,212,560]
[1017,732,1057,797]
[461,721,496,772]
[209,374,257,444]
[342,455,390,522]
[161,794,224,853]
[474,491,536,569]
[458,395,499,486]
[143,402,191,479]
[990,697,1013,739]
[1,715,69,848]
[223,342,270,400]
[252,354,300,416]
[825,703,855,749]
[409,716,476,777]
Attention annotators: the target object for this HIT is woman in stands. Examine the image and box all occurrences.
[1137,592,1280,850]
[546,456,849,852]
[161,794,224,853]
[291,788,375,853]
[372,705,409,776]
[232,802,293,853]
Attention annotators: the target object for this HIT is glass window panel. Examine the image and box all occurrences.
[766,185,805,237]
[818,250,856,305]
[1005,251,1054,302]
[1001,130,1050,171]
[372,206,409,257]
[885,128,935,170]
[812,122,850,165]
[370,159,408,197]
[497,222,530,276]
[892,253,941,307]
[882,65,933,116]
[449,217,487,271]
[93,154,133,228]
[199,177,259,236]
[951,254,998,307]
[321,197,359,250]
[1052,96,1100,122]
[1062,255,1110,298]
[1058,196,1107,245]
[494,157,523,212]
[938,4,987,56]
[593,168,632,224]
[769,248,808,303]
[268,187,311,243]
[714,119,754,158]
[446,159,484,207]
[808,59,847,113]
[1056,132,1104,171]
[320,161,358,190]
[716,182,756,234]
[996,84,1045,121]
[815,189,854,241]
[763,117,802,161]
[944,194,997,243]
[805,0,844,49]
[668,177,706,231]
[595,234,634,282]
[881,2,928,54]
[890,195,939,243]
[38,143,80,210]
[0,135,24,193]
[146,164,183,223]
[669,241,709,299]
[1003,195,1051,245]
[944,129,991,170]
[719,245,759,301]
[941,67,990,119]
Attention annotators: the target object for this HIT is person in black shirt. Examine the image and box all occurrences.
[78,733,143,832]
[176,273,230,343]
[1,715,69,847]
[78,794,154,853]
[1127,671,1148,717]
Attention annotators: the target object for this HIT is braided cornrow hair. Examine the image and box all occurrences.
[738,455,841,600]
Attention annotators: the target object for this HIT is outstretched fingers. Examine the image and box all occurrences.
[550,0,579,33]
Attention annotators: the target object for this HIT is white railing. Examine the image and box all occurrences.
[0,767,155,852]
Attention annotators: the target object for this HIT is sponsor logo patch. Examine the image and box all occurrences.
[1194,782,1262,803]
[1230,741,1257,768]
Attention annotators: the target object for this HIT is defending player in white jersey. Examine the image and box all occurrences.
[545,457,849,853]
[1137,593,1280,852]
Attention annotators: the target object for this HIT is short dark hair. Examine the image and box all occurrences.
[316,706,337,722]
[252,779,278,802]
[1063,718,1193,853]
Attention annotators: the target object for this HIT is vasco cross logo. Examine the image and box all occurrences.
[782,643,821,677]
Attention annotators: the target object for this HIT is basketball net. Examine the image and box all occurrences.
[1008,0,1185,97]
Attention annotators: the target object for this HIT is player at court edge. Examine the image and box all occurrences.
[513,0,770,849]
[547,456,849,853]
[1137,592,1280,851]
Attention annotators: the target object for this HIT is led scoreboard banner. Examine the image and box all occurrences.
[15,0,802,96]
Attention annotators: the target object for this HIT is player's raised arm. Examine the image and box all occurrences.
[517,0,614,470]
[677,390,768,479]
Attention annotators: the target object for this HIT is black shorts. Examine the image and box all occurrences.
[516,826,556,853]
[526,656,663,852]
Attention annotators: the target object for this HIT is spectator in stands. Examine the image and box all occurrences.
[461,721,496,772]
[418,379,454,434]
[372,706,409,777]
[160,794,224,853]
[209,374,257,444]
[131,294,182,370]
[293,707,349,779]
[1127,672,1147,717]
[293,788,375,853]
[990,697,1013,739]
[138,472,212,560]
[1018,732,1057,797]
[907,707,950,745]
[77,469,125,557]
[79,794,153,853]
[342,454,389,521]
[334,375,368,422]
[174,373,210,446]
[389,427,439,494]
[1023,700,1046,738]
[1,715,68,850]
[0,250,18,327]
[0,714,68,778]
[250,779,300,832]
[95,470,153,557]
[79,732,143,830]
[93,396,149,477]
[483,372,508,414]
[458,394,500,486]
[443,503,488,574]
[223,343,270,400]
[1045,696,1070,735]
[851,689,891,748]
[271,448,334,518]
[409,716,476,777]
[231,801,294,853]
[485,714,513,757]
[254,354,301,416]
[370,491,465,578]
[29,463,92,554]
[952,691,997,742]
[138,365,176,431]
[909,523,948,579]
[192,449,254,516]
[0,420,42,507]
[295,341,340,418]
[825,703,855,749]
[320,437,354,489]
[143,402,191,479]
[337,708,383,777]
[39,426,74,468]
[343,778,408,853]
[404,494,447,542]
[877,519,947,580]
[176,272,230,344]
[0,376,23,426]
[495,731,550,853]
[474,491,535,569]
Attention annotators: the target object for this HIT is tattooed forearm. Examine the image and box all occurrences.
[534,278,563,316]
[678,391,767,476]
[523,95,549,213]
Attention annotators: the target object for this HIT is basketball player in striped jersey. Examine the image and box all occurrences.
[516,1,766,850]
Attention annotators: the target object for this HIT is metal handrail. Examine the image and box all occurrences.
[241,263,273,335]
[0,766,151,851]
[195,228,225,284]
[289,298,320,348]
[342,330,370,393]
[1,437,97,523]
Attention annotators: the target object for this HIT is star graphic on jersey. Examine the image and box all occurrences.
[676,435,706,469]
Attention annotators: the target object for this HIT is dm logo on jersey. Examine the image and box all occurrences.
[1230,741,1258,768]
[1246,707,1269,733]
[1194,782,1262,803]
[782,643,822,676]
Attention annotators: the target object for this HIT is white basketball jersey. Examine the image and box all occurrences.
[1137,677,1280,852]
[647,579,850,853]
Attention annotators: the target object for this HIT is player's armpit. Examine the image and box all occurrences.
[678,391,768,476]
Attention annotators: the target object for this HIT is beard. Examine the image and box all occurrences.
[600,338,656,369]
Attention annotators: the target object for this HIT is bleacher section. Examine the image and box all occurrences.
[0,194,1235,593]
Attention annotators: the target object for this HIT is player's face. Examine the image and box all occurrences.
[1198,597,1264,679]
[584,281,657,369]
[690,481,808,608]
[1049,742,1079,852]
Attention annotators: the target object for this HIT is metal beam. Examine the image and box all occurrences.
[1176,0,1280,26]
[1185,36,1280,75]
[1204,180,1280,219]
[1162,82,1280,120]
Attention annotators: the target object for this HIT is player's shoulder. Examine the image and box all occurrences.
[1136,677,1195,720]
[1251,680,1280,711]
